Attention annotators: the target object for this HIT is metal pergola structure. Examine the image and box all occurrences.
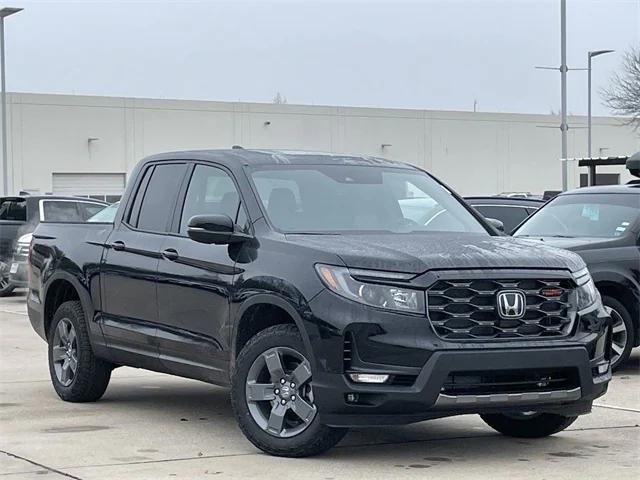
[569,152,640,186]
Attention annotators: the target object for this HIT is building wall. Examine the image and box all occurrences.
[6,92,639,197]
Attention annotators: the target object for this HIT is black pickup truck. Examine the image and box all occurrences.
[27,149,612,457]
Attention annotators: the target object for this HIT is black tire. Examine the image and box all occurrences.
[48,301,112,402]
[480,412,577,438]
[602,295,635,371]
[231,324,347,457]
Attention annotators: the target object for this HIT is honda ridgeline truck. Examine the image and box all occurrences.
[27,150,612,457]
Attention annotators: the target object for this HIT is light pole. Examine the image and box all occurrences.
[0,6,22,196]
[587,50,614,161]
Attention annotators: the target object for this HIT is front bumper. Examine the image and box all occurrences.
[8,259,28,287]
[306,286,612,428]
[314,346,610,427]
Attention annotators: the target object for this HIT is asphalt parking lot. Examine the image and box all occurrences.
[1,292,638,479]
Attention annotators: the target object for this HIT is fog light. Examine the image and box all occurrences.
[598,363,609,375]
[345,393,359,404]
[348,373,390,384]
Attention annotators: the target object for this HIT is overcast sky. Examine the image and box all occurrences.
[6,0,640,115]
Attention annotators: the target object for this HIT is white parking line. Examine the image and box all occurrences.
[594,403,640,414]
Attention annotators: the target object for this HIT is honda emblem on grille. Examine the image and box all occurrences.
[497,290,526,319]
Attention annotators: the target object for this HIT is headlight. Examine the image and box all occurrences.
[315,264,425,314]
[574,268,599,310]
[17,233,32,245]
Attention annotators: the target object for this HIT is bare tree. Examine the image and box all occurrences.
[601,46,640,129]
[272,92,287,104]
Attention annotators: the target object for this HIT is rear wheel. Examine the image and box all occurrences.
[48,301,112,402]
[231,324,347,457]
[481,412,577,438]
[602,295,634,371]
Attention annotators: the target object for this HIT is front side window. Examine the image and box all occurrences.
[180,165,241,234]
[250,165,487,234]
[514,193,640,238]
[136,164,187,232]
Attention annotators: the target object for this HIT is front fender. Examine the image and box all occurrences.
[230,278,323,372]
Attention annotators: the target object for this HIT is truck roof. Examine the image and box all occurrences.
[143,149,414,169]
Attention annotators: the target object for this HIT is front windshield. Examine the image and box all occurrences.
[514,193,639,238]
[250,165,487,234]
[88,202,119,223]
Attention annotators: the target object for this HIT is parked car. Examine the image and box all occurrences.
[27,150,611,457]
[87,202,120,223]
[465,196,544,234]
[0,195,107,295]
[513,183,640,370]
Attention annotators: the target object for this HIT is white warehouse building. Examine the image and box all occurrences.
[3,92,639,201]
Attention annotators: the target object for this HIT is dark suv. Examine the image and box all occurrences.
[513,183,640,370]
[0,195,107,295]
[27,150,611,457]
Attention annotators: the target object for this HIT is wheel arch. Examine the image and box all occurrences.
[231,294,317,372]
[593,274,639,346]
[43,271,95,340]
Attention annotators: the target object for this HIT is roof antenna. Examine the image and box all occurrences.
[232,145,244,149]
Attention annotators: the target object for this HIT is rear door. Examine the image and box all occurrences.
[100,162,188,369]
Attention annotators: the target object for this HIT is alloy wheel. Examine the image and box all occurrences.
[609,307,628,367]
[52,318,78,387]
[245,346,317,438]
[0,273,9,290]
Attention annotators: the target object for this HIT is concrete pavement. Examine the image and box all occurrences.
[1,292,638,479]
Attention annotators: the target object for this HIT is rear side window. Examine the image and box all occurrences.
[77,202,108,220]
[0,199,26,221]
[135,164,187,232]
[474,205,531,233]
[41,201,106,222]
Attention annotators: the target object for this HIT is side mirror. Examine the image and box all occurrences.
[486,217,505,233]
[187,214,251,245]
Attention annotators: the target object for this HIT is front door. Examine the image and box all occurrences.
[156,163,247,384]
[100,162,188,369]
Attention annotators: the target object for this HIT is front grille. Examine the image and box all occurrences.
[427,278,574,340]
[441,368,579,395]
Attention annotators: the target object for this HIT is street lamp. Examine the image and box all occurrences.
[0,6,22,196]
[587,49,614,162]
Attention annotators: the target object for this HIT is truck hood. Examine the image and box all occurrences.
[285,232,585,274]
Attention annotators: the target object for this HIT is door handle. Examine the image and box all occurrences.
[110,241,126,251]
[162,248,179,261]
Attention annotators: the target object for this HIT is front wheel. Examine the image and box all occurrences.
[480,412,577,438]
[231,324,347,457]
[602,295,635,371]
